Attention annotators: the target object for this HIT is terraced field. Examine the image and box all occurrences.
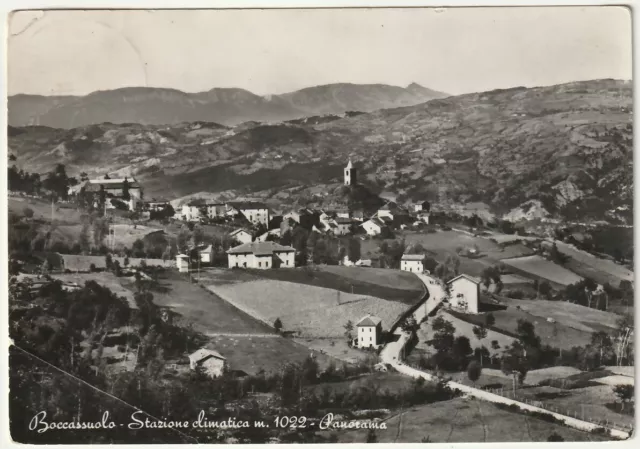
[333,397,608,442]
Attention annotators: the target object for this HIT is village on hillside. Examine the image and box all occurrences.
[8,155,635,444]
[6,6,634,445]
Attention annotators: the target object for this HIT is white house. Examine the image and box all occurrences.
[181,203,202,222]
[333,217,354,236]
[176,254,190,273]
[226,201,270,226]
[401,254,425,273]
[355,315,382,349]
[417,211,430,225]
[189,348,226,378]
[227,242,295,269]
[361,217,387,236]
[205,203,226,219]
[198,244,214,264]
[447,274,481,314]
[229,228,253,244]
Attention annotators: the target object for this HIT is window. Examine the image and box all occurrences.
[258,262,261,267]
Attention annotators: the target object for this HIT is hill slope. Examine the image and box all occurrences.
[8,82,447,128]
[8,79,632,223]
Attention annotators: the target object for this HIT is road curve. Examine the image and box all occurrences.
[379,272,630,440]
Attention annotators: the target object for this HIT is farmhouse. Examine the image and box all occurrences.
[145,198,171,212]
[229,228,253,244]
[226,201,270,226]
[189,348,226,378]
[447,274,481,314]
[332,217,355,235]
[361,217,388,236]
[205,203,226,219]
[355,314,382,349]
[227,242,295,269]
[401,254,426,273]
[69,177,143,211]
[282,208,319,231]
[176,254,190,273]
[198,244,214,264]
[181,203,202,222]
[255,228,281,242]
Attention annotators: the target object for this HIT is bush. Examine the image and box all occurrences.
[505,289,525,299]
[23,207,34,218]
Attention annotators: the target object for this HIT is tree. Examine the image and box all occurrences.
[122,177,131,201]
[472,326,488,365]
[613,384,633,411]
[516,319,540,348]
[466,360,482,386]
[347,237,361,263]
[22,207,34,219]
[453,336,473,368]
[401,316,420,334]
[491,340,500,351]
[274,318,283,333]
[485,313,495,328]
[123,256,130,268]
[112,260,121,276]
[547,433,565,442]
[538,280,552,299]
[79,224,90,254]
[105,254,113,270]
[344,320,354,342]
[590,331,612,366]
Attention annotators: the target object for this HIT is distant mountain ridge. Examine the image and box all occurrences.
[8,82,448,128]
[8,79,631,224]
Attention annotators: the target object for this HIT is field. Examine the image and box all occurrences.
[317,266,425,292]
[205,278,408,338]
[305,372,416,396]
[107,224,165,248]
[50,272,138,308]
[554,240,634,286]
[150,270,273,335]
[59,254,175,271]
[502,255,583,287]
[415,309,515,356]
[203,334,335,376]
[9,196,85,223]
[293,337,372,363]
[246,266,423,304]
[333,397,608,442]
[446,303,599,351]
[497,297,620,334]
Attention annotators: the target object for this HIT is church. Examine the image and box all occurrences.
[344,158,357,186]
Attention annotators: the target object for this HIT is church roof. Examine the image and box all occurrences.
[346,159,353,169]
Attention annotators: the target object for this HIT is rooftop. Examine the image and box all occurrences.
[189,348,226,363]
[356,315,382,327]
[401,254,425,261]
[447,274,482,285]
[227,201,268,210]
[227,241,295,256]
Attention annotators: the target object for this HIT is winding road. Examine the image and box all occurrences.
[379,272,630,440]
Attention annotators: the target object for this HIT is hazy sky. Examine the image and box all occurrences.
[8,7,632,97]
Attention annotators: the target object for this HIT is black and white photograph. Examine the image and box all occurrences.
[4,5,635,444]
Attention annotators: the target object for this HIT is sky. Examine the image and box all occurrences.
[8,7,632,97]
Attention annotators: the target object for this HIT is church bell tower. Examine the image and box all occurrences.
[344,158,357,186]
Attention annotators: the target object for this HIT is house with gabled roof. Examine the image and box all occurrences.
[447,274,481,314]
[226,201,270,226]
[401,254,426,273]
[227,241,295,269]
[361,217,388,236]
[189,348,226,378]
[229,228,253,244]
[355,314,382,349]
